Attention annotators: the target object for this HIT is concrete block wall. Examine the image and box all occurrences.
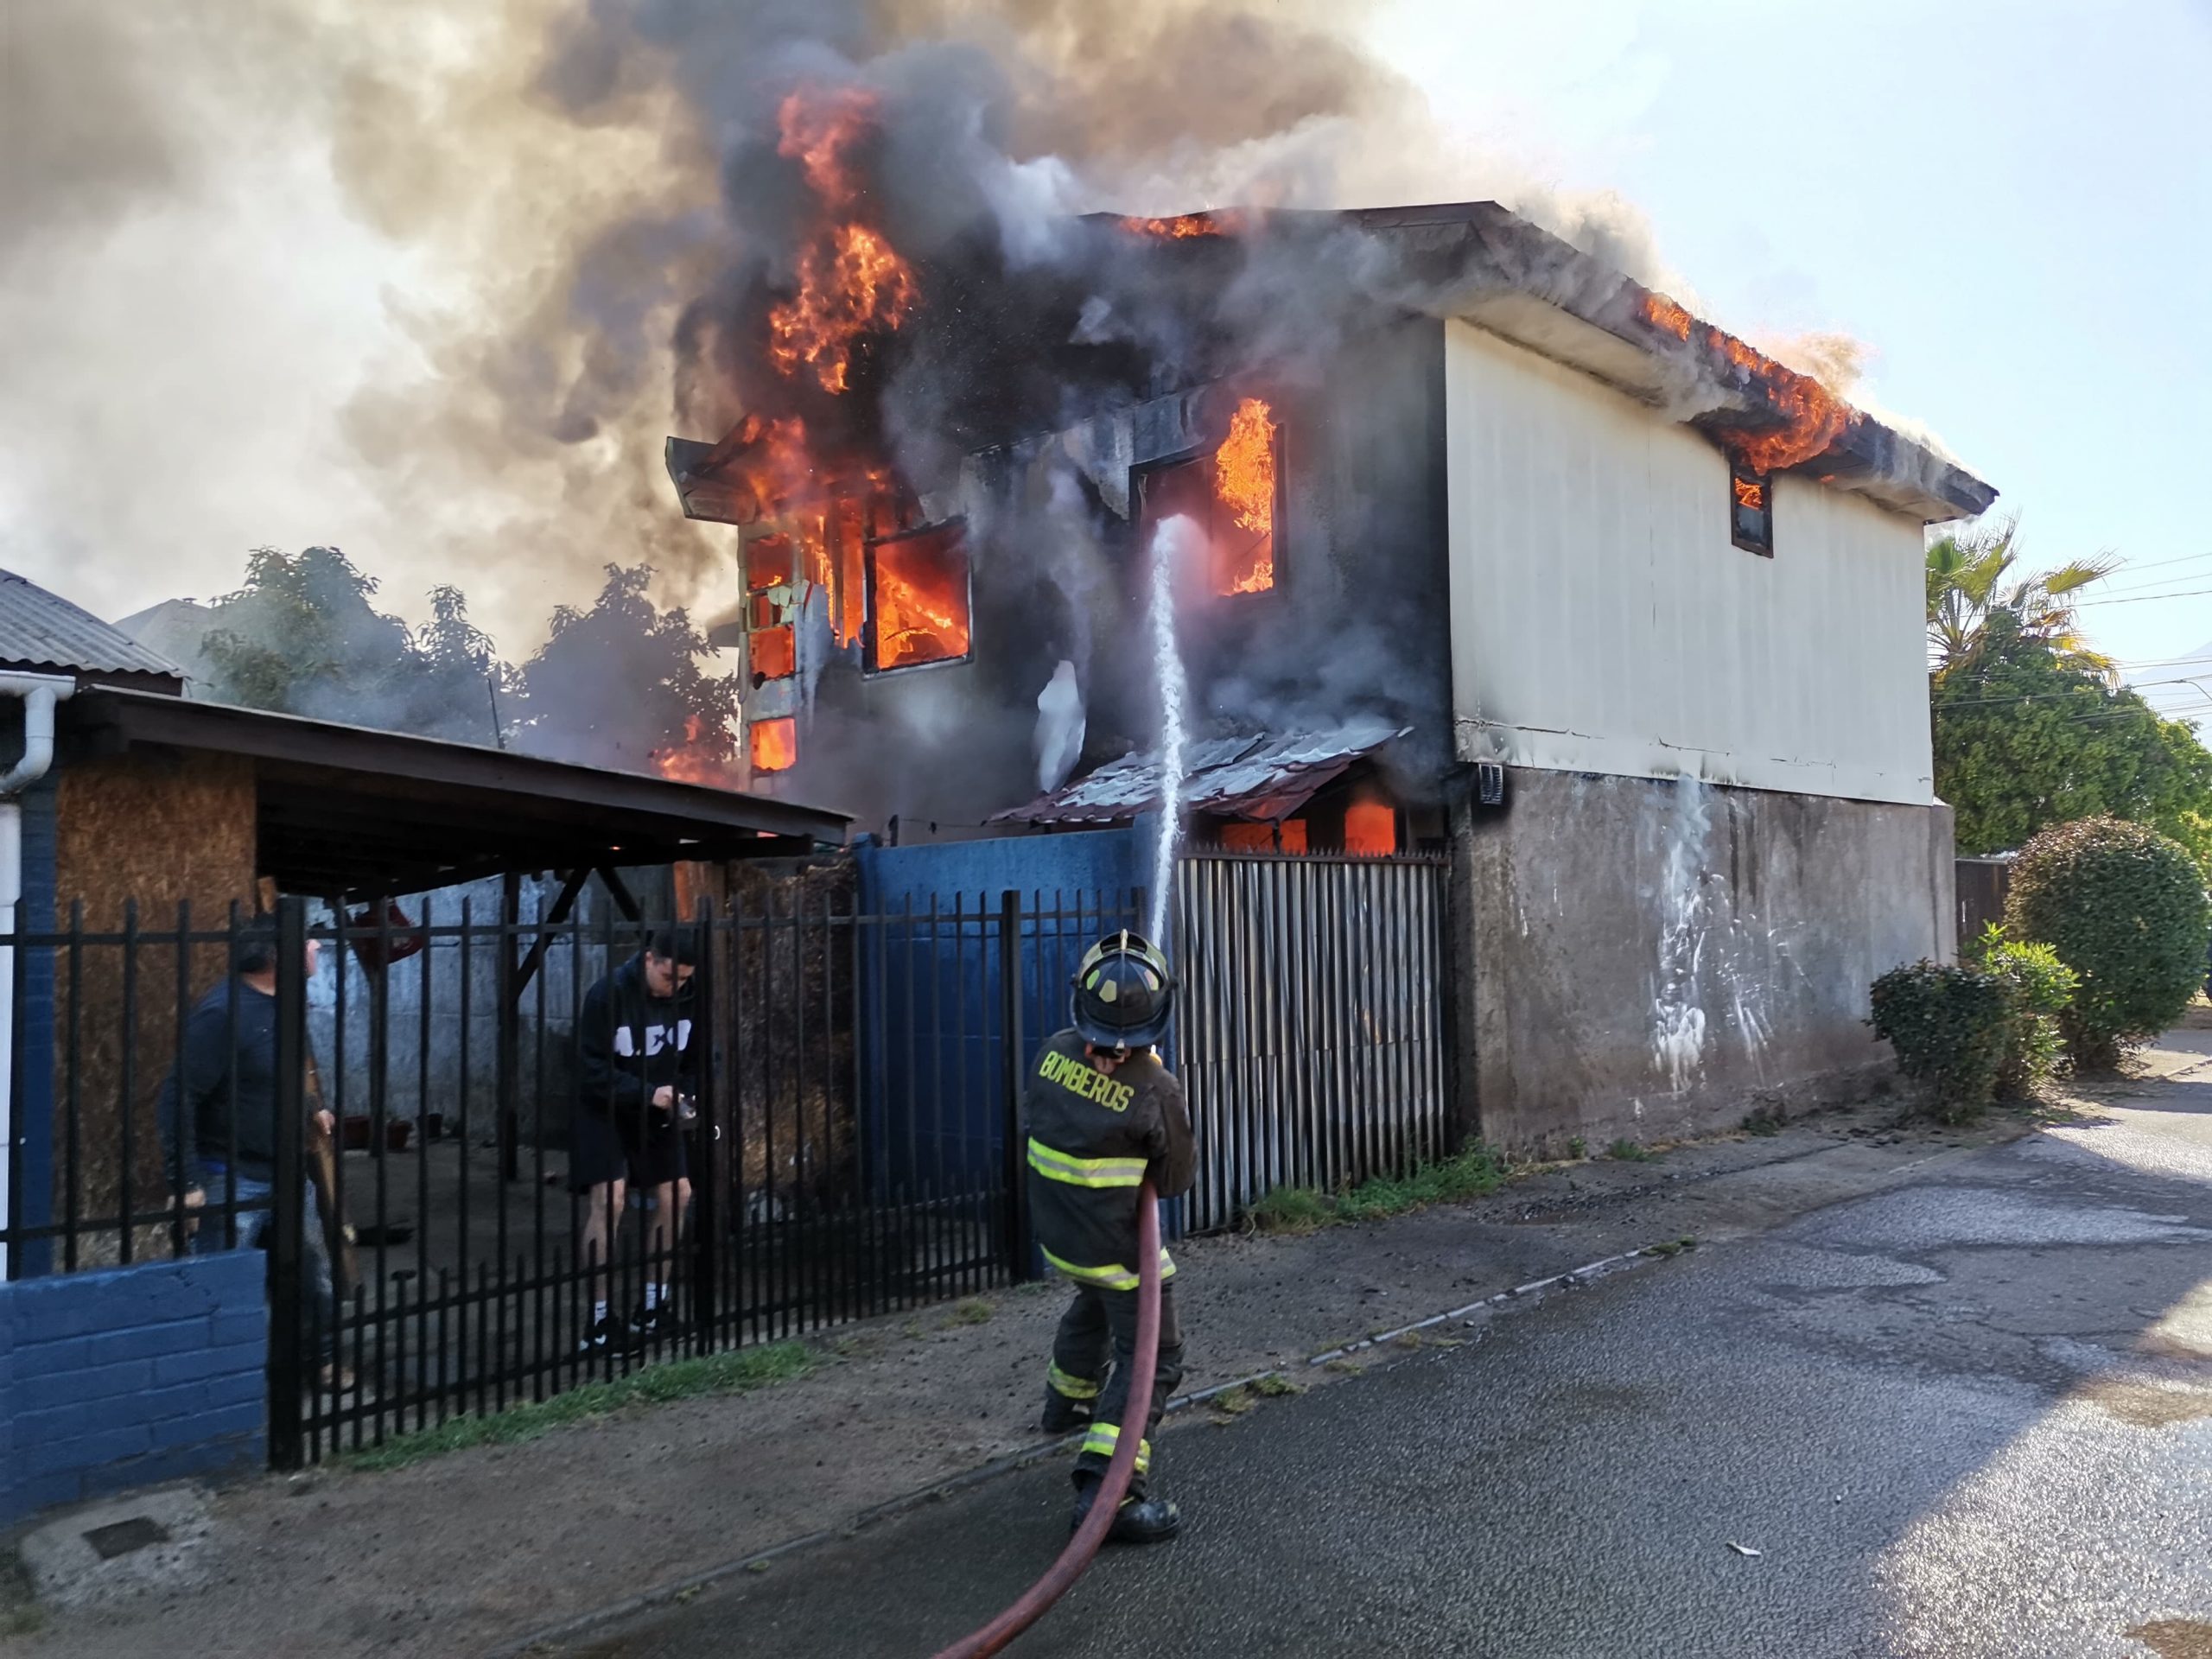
[1,1250,266,1527]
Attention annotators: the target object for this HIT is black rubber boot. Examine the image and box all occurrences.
[1071,1478,1181,1545]
[1040,1392,1093,1434]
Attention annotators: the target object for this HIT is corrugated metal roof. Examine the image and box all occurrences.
[989,721,1408,826]
[0,569,184,681]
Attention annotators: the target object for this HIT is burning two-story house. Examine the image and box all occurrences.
[660,178,1993,1148]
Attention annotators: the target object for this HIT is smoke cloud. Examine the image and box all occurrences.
[0,0,1692,663]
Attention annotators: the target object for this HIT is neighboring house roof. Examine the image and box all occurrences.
[0,568,186,691]
[988,721,1408,827]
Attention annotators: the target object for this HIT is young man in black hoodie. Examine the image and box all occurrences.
[572,926,700,1351]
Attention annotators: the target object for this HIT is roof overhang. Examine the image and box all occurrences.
[989,724,1408,829]
[60,690,849,902]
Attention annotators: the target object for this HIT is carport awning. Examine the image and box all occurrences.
[63,690,849,902]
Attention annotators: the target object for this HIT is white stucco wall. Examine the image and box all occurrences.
[1444,320,1935,805]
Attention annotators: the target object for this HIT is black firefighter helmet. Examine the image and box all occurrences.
[1071,931,1175,1052]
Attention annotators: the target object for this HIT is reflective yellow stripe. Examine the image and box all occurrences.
[1039,1245,1176,1291]
[1078,1422,1150,1474]
[1047,1362,1101,1402]
[1027,1139,1147,1188]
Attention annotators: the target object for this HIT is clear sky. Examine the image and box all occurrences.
[1372,0,2212,722]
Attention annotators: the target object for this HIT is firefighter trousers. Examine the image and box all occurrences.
[1049,1278,1184,1499]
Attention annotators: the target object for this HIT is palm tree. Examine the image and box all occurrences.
[1927,518,2118,683]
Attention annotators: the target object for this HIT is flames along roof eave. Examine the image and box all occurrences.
[664,200,1995,529]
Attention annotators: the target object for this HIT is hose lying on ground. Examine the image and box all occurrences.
[930,1179,1163,1659]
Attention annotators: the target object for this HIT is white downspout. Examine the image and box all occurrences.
[0,672,76,1279]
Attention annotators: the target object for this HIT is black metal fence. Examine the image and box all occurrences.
[1,883,1141,1467]
[3,855,1453,1467]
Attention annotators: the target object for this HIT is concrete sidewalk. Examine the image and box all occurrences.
[3,1081,2048,1658]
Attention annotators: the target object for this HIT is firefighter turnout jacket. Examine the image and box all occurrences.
[1024,1028,1195,1289]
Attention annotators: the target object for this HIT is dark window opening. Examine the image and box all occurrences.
[864,518,973,674]
[1730,461,1773,556]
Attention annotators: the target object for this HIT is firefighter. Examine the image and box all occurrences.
[1027,931,1195,1545]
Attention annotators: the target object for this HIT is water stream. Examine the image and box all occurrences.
[1146,516,1195,945]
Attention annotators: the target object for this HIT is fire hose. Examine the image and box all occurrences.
[930,1179,1163,1659]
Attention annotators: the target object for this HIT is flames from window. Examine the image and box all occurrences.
[1637,291,1853,476]
[749,717,798,774]
[869,523,971,671]
[1212,397,1277,595]
[1732,475,1766,512]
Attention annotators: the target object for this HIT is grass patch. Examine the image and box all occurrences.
[1209,1384,1257,1418]
[0,1548,41,1638]
[1643,1235,1700,1258]
[1249,1372,1306,1399]
[1608,1138,1655,1162]
[1246,1145,1509,1234]
[1566,1136,1587,1160]
[1323,1357,1364,1376]
[335,1342,815,1472]
[945,1298,994,1327]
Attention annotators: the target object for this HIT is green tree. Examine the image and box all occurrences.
[1926,518,2116,681]
[519,564,740,774]
[1933,613,2212,861]
[198,547,516,745]
[2005,817,2212,1068]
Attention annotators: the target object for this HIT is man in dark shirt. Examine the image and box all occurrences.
[156,922,340,1383]
[1025,931,1195,1545]
[571,926,700,1352]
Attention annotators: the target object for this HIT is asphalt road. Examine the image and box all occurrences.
[564,1077,2212,1659]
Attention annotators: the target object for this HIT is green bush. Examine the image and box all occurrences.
[2004,816,2212,1069]
[1868,960,2012,1120]
[1967,924,2078,1096]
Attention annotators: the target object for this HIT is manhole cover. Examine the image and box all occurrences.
[81,1517,170,1560]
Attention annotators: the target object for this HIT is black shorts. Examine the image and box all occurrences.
[569,1109,690,1194]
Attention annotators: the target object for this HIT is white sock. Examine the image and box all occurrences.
[593,1300,608,1325]
[644,1282,662,1310]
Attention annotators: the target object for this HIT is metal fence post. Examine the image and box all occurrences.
[267,896,308,1470]
[998,889,1029,1281]
[690,899,720,1356]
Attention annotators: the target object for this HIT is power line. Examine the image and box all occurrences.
[2075,585,2212,607]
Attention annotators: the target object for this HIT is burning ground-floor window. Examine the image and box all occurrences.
[865,518,973,673]
[1730,459,1774,557]
[749,715,798,774]
[1134,396,1281,598]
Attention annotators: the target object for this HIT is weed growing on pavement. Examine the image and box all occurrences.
[901,1318,928,1341]
[1209,1385,1257,1419]
[946,1298,994,1326]
[1249,1373,1306,1398]
[1566,1136,1587,1160]
[335,1342,815,1472]
[1608,1138,1654,1161]
[1247,1145,1509,1233]
[0,1549,41,1638]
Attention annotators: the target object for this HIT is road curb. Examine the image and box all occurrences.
[481,1239,1684,1656]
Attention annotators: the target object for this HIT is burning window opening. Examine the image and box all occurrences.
[1730,460,1774,557]
[747,532,794,591]
[1342,799,1398,857]
[1117,213,1226,239]
[749,624,796,683]
[1214,818,1310,855]
[865,518,973,674]
[653,714,738,787]
[1133,397,1283,600]
[749,716,798,774]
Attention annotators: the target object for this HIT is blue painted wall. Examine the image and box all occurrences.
[12,772,60,1278]
[851,830,1145,1196]
[1,1249,266,1526]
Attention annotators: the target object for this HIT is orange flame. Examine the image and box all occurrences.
[1638,291,1853,475]
[768,224,918,394]
[871,524,971,671]
[777,86,873,203]
[1213,397,1276,595]
[653,714,739,787]
[1342,799,1397,857]
[749,716,798,774]
[1732,475,1766,512]
[1118,213,1224,239]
